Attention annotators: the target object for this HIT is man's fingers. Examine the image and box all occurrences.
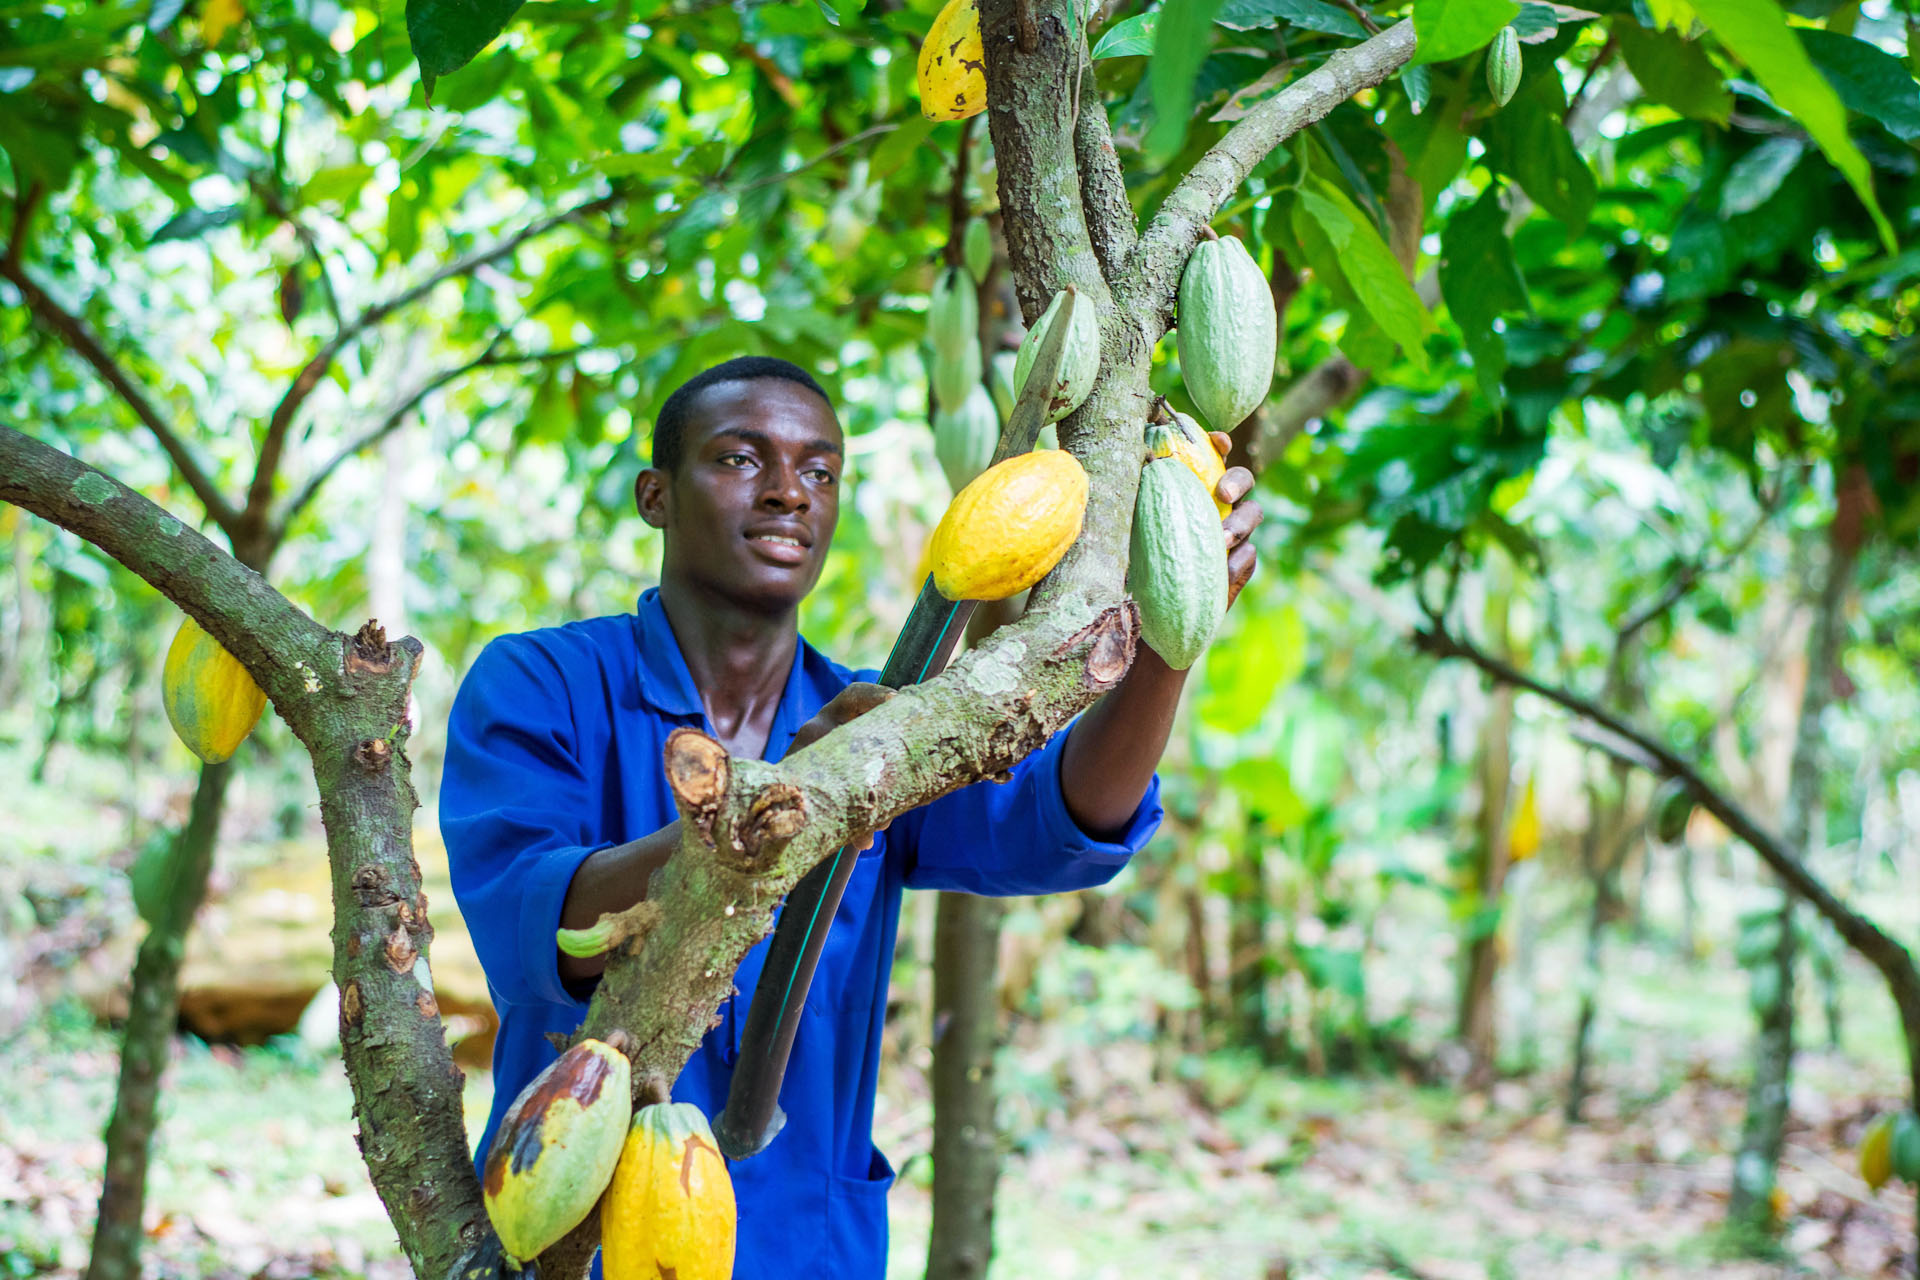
[1215,465,1256,510]
[1207,430,1232,458]
[1223,494,1265,547]
[827,681,895,724]
[1226,538,1258,604]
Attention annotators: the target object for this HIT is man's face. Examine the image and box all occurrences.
[638,377,844,614]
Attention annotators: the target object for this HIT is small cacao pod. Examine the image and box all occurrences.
[1012,286,1101,424]
[1148,409,1229,519]
[602,1102,737,1280]
[483,1038,633,1264]
[1859,1113,1895,1191]
[934,383,1000,492]
[963,217,993,285]
[1177,234,1276,432]
[1654,780,1693,845]
[988,349,1019,421]
[1129,454,1229,670]
[1747,962,1782,1016]
[930,338,983,414]
[1507,778,1539,863]
[1892,1110,1920,1185]
[929,450,1087,601]
[1486,26,1523,108]
[916,0,985,122]
[128,829,176,927]
[929,265,978,363]
[162,615,267,764]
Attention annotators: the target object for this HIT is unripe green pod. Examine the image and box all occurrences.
[930,339,982,413]
[1892,1110,1920,1185]
[963,218,993,285]
[988,350,1018,420]
[934,383,1000,492]
[1129,456,1229,670]
[1012,286,1101,423]
[929,266,977,362]
[1653,780,1693,845]
[1176,236,1276,432]
[1486,26,1522,108]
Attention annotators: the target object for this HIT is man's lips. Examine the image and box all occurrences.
[744,527,811,566]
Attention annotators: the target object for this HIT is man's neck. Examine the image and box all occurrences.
[655,577,800,760]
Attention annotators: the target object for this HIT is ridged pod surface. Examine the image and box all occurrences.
[1176,235,1277,432]
[930,451,1087,601]
[1012,287,1101,424]
[602,1102,737,1280]
[963,217,993,284]
[1129,456,1228,670]
[929,265,977,363]
[934,383,1000,492]
[930,338,982,413]
[916,0,985,122]
[1486,26,1522,107]
[482,1038,633,1264]
[1148,412,1228,519]
[161,615,267,764]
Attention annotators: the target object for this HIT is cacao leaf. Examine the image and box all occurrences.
[1613,19,1733,124]
[1798,28,1920,144]
[1412,0,1521,65]
[408,0,526,98]
[1439,184,1529,404]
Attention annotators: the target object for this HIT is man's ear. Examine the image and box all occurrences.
[635,467,670,530]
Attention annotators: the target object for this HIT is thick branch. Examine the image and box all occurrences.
[1411,616,1920,1070]
[249,193,619,525]
[1073,57,1136,282]
[0,257,241,531]
[273,343,584,535]
[1122,20,1416,320]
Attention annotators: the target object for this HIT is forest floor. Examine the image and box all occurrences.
[2,992,1912,1280]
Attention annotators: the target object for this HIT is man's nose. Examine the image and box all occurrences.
[759,462,808,512]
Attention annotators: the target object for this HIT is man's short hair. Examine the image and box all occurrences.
[652,357,834,474]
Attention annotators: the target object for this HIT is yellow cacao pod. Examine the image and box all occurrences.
[162,616,267,764]
[483,1038,633,1264]
[917,0,985,122]
[602,1102,737,1280]
[1147,411,1229,520]
[1860,1113,1895,1192]
[928,450,1087,601]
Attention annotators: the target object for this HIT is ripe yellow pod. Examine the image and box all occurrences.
[1147,411,1229,520]
[1860,1113,1894,1191]
[602,1102,737,1280]
[928,450,1088,601]
[483,1038,633,1265]
[917,0,985,122]
[161,615,267,764]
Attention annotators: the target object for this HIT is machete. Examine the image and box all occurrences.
[712,286,1083,1161]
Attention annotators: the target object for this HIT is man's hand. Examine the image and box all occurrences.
[788,681,896,851]
[1209,430,1263,608]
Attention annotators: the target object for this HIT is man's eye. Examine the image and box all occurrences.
[718,453,753,468]
[808,468,838,485]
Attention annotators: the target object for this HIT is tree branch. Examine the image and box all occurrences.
[1122,20,1416,321]
[1410,614,1920,1071]
[248,193,620,528]
[0,426,497,1280]
[272,343,585,536]
[8,182,43,262]
[1073,56,1136,283]
[0,258,243,533]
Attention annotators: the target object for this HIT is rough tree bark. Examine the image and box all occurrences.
[927,889,1008,1280]
[5,10,1425,1275]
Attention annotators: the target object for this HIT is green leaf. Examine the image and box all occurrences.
[1719,136,1805,217]
[1685,0,1895,251]
[1798,28,1920,144]
[1482,76,1594,234]
[1298,176,1434,369]
[1215,0,1367,38]
[1146,0,1225,159]
[1412,0,1521,65]
[298,163,374,208]
[1092,12,1156,58]
[407,0,526,97]
[150,202,242,242]
[1198,602,1307,734]
[1440,185,1529,403]
[1612,19,1732,124]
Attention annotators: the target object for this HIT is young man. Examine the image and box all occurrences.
[441,356,1260,1276]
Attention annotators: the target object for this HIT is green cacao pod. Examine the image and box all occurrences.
[1486,26,1522,108]
[1747,962,1782,1016]
[934,383,1000,492]
[483,1037,633,1264]
[1176,235,1276,432]
[929,266,977,362]
[1860,1113,1896,1191]
[988,350,1018,421]
[930,338,982,413]
[1653,780,1693,845]
[1012,286,1101,424]
[128,828,176,927]
[963,218,993,285]
[1892,1110,1920,1185]
[1129,454,1229,670]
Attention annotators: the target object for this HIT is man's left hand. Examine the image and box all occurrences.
[1209,430,1263,608]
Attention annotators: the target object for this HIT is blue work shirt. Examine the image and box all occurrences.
[439,588,1162,1278]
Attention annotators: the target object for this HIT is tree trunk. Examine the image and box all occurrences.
[1457,576,1514,1088]
[1228,835,1268,1055]
[85,758,233,1280]
[1728,512,1855,1232]
[1678,837,1698,963]
[926,889,1007,1280]
[1565,885,1607,1122]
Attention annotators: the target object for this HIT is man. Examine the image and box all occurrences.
[441,355,1260,1276]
